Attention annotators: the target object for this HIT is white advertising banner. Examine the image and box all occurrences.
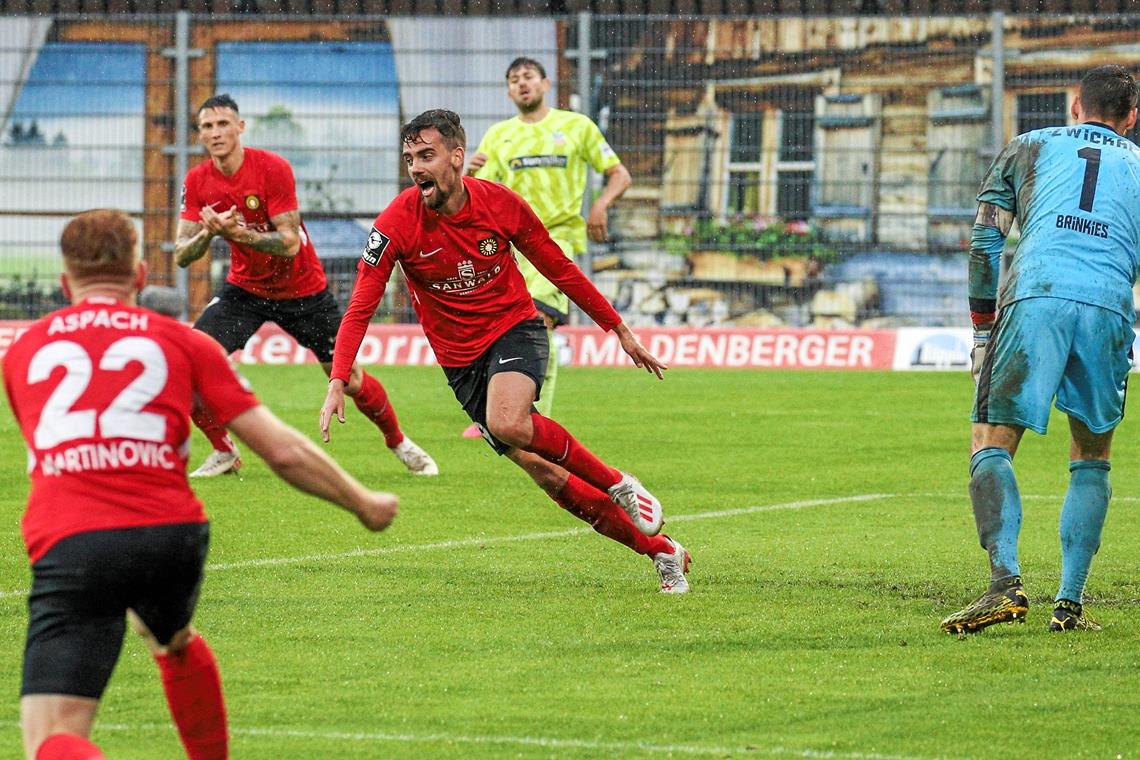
[892,328,973,371]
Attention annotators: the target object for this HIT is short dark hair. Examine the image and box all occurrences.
[401,109,466,150]
[198,93,240,116]
[61,209,138,281]
[1079,65,1138,123]
[506,57,546,80]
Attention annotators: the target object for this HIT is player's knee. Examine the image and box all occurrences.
[325,362,364,396]
[163,627,197,654]
[344,364,365,396]
[1069,417,1113,460]
[129,611,194,655]
[487,416,529,448]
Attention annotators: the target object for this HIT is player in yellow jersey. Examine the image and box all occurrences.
[464,57,631,432]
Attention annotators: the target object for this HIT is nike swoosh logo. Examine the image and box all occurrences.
[419,247,442,258]
[498,356,523,364]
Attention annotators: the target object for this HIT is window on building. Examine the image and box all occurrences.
[776,171,812,218]
[729,113,762,163]
[928,85,989,216]
[722,96,815,220]
[727,172,760,214]
[779,106,815,162]
[1017,92,1067,135]
[814,93,880,242]
[775,104,815,220]
[725,112,763,215]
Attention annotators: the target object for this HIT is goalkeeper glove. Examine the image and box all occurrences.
[970,312,995,384]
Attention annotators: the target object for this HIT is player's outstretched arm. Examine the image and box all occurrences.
[613,321,667,379]
[319,378,348,443]
[227,403,397,531]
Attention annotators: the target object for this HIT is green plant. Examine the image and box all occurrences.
[663,215,839,264]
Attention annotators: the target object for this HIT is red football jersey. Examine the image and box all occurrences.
[181,147,327,299]
[331,177,621,376]
[2,298,259,562]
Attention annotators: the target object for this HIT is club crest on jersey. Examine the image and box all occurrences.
[244,195,260,211]
[362,226,390,266]
[552,131,566,146]
[477,237,499,257]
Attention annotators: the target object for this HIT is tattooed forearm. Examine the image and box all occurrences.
[233,209,301,258]
[230,228,292,256]
[174,221,214,268]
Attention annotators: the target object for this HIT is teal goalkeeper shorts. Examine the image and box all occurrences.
[972,296,1134,435]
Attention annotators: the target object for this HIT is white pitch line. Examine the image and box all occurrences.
[83,721,938,760]
[208,527,591,570]
[0,493,890,599]
[667,493,895,522]
[907,491,1140,503]
[212,493,895,570]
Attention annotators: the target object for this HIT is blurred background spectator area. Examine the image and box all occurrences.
[2,10,1138,327]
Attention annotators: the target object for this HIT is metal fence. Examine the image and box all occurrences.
[2,12,1138,327]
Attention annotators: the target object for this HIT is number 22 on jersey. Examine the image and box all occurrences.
[28,337,169,449]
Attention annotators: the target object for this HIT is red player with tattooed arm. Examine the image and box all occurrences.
[3,209,397,760]
[175,93,436,478]
[321,109,693,593]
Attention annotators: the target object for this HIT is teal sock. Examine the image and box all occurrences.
[1057,460,1111,604]
[969,447,1022,582]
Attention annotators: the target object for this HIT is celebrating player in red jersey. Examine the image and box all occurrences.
[175,94,437,478]
[4,209,398,760]
[321,109,692,593]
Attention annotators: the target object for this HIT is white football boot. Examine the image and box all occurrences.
[390,437,439,476]
[607,472,663,535]
[189,447,242,478]
[652,537,691,594]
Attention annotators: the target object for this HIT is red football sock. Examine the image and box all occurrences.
[553,475,672,556]
[527,413,622,493]
[154,635,228,760]
[35,734,104,760]
[350,372,404,449]
[191,405,237,453]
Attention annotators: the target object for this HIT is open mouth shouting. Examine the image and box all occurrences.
[417,178,440,205]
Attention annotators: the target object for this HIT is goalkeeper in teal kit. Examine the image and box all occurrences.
[942,65,1140,634]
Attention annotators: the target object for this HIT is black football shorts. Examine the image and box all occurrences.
[194,282,343,362]
[442,317,548,454]
[23,522,209,699]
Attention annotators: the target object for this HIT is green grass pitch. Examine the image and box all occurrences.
[1,365,1139,758]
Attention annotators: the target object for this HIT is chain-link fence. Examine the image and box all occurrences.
[2,12,1138,327]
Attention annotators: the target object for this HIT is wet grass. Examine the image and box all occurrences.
[0,366,1138,758]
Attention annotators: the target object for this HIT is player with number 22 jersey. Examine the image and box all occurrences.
[3,298,257,563]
